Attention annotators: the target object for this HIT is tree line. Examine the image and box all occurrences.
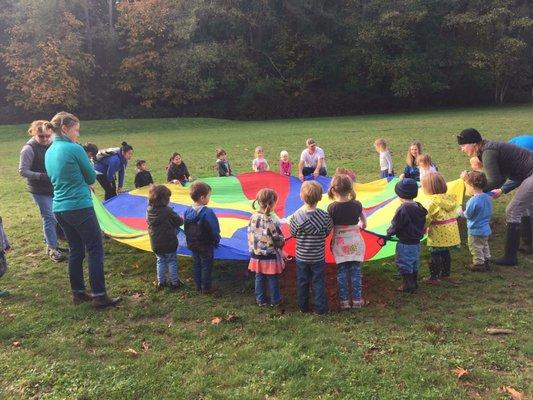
[0,0,531,123]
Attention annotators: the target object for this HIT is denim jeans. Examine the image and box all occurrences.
[296,259,328,314]
[55,207,106,296]
[156,252,179,285]
[302,167,327,177]
[96,175,117,201]
[192,249,214,290]
[336,261,362,301]
[395,242,420,275]
[31,193,58,248]
[255,273,281,305]
[379,170,394,179]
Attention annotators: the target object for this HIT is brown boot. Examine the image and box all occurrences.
[469,263,487,272]
[92,294,122,309]
[396,274,415,293]
[72,291,93,305]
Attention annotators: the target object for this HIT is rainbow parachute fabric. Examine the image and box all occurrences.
[93,172,465,263]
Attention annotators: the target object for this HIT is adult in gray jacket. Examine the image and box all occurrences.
[19,120,66,262]
[458,128,533,266]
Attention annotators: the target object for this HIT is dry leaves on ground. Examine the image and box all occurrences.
[452,367,469,379]
[12,341,21,348]
[499,386,523,400]
[125,348,139,357]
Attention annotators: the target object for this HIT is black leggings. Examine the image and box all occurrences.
[430,250,451,278]
[96,175,117,200]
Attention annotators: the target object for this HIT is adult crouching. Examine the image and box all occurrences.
[94,142,134,200]
[44,111,121,308]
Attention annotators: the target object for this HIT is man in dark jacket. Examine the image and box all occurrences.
[458,128,533,266]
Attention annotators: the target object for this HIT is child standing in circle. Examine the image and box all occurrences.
[279,150,292,176]
[420,172,461,285]
[417,154,438,182]
[252,146,270,172]
[0,216,11,298]
[247,189,286,307]
[327,174,368,309]
[167,152,191,185]
[374,138,394,178]
[134,160,154,188]
[215,148,232,177]
[147,185,183,290]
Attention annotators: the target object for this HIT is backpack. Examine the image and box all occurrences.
[95,147,120,162]
[184,209,213,252]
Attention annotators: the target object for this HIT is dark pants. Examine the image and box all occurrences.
[296,259,328,314]
[96,175,117,201]
[302,167,327,177]
[192,249,214,290]
[55,207,106,296]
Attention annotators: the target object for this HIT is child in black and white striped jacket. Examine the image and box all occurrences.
[290,181,333,315]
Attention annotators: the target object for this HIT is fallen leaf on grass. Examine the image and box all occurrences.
[499,386,523,400]
[12,341,21,348]
[452,367,468,379]
[125,348,139,356]
[211,317,223,325]
[130,293,143,300]
[141,341,150,352]
[224,313,238,322]
[486,328,514,335]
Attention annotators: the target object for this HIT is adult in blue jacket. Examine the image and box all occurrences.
[94,142,134,200]
[45,111,120,309]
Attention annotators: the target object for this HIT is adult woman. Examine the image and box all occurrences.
[457,128,533,266]
[45,111,120,308]
[18,121,66,262]
[94,142,134,200]
[399,142,423,181]
[297,138,327,181]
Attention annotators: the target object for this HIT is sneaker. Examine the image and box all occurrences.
[257,301,268,307]
[351,299,366,309]
[340,300,351,310]
[423,277,441,286]
[169,282,180,291]
[92,294,122,309]
[47,247,66,263]
[154,281,166,291]
[72,291,93,305]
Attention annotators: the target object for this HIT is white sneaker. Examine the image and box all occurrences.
[47,247,66,263]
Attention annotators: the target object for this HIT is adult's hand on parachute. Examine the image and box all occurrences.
[298,173,304,182]
[491,188,503,199]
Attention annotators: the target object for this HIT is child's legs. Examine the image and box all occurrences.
[55,212,85,293]
[429,251,442,279]
[0,251,7,278]
[482,237,491,260]
[156,254,167,284]
[192,252,202,289]
[167,253,179,285]
[336,262,350,302]
[31,193,58,248]
[440,249,452,277]
[396,243,419,275]
[379,170,388,179]
[267,274,281,305]
[296,260,311,312]
[349,261,363,300]
[254,272,266,304]
[468,235,486,264]
[310,261,328,314]
[200,249,214,290]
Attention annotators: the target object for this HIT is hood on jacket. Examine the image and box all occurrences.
[430,193,458,212]
[184,206,204,223]
[291,208,328,235]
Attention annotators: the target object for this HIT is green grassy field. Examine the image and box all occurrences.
[0,106,531,399]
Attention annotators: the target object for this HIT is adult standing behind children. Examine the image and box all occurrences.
[298,138,327,181]
[457,128,533,266]
[19,120,66,263]
[94,142,134,200]
[45,111,121,309]
[399,142,423,181]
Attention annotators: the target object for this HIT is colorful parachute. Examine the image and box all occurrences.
[93,172,465,263]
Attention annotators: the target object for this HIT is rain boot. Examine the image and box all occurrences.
[494,223,520,266]
[397,274,415,293]
[412,272,418,290]
[519,216,532,255]
[72,291,93,305]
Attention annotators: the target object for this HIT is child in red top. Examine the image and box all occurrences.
[279,150,292,176]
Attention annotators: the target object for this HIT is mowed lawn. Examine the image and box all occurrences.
[0,106,531,399]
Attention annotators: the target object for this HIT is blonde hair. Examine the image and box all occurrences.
[421,172,447,195]
[334,167,356,183]
[328,174,356,200]
[28,120,52,136]
[255,146,264,157]
[406,141,422,167]
[49,111,79,135]
[252,188,278,215]
[416,153,432,168]
[280,150,289,159]
[374,138,387,150]
[300,181,323,206]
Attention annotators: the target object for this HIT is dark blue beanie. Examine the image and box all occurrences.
[395,178,418,199]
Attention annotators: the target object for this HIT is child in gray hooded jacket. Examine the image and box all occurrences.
[0,216,11,297]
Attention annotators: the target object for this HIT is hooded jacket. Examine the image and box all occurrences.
[183,205,221,253]
[94,152,128,188]
[147,205,183,255]
[422,193,461,248]
[387,201,427,244]
[289,208,333,262]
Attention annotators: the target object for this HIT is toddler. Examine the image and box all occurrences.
[417,154,438,182]
[248,189,285,306]
[216,148,232,177]
[279,150,292,176]
[387,178,427,292]
[147,185,183,290]
[184,182,221,293]
[374,138,394,178]
[134,160,154,188]
[461,171,493,272]
[327,174,367,309]
[252,146,270,172]
[335,167,356,183]
[290,181,333,314]
[421,172,461,285]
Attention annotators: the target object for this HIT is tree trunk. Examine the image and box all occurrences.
[83,0,93,53]
[108,0,115,36]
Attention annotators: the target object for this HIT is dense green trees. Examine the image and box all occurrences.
[0,0,530,122]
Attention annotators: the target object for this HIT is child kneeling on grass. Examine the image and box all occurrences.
[421,172,461,285]
[184,182,221,294]
[147,185,183,290]
[248,189,285,307]
[461,171,493,272]
[0,216,10,298]
[387,179,427,293]
[327,174,367,309]
[290,181,333,314]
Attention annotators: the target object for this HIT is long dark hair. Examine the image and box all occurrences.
[121,141,133,153]
[167,152,181,170]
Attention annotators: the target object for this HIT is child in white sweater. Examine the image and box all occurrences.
[374,138,394,178]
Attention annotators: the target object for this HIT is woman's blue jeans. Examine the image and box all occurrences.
[55,207,106,296]
[31,193,58,248]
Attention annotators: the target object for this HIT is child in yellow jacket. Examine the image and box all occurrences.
[421,172,461,285]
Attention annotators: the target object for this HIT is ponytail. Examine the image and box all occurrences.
[49,111,79,135]
[121,141,133,153]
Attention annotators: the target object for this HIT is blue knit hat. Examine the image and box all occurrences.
[395,178,418,199]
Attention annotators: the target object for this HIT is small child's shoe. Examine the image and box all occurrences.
[469,263,488,272]
[340,300,351,310]
[169,282,180,291]
[351,299,366,308]
[257,301,268,307]
[155,281,166,291]
[423,277,441,286]
[440,276,460,285]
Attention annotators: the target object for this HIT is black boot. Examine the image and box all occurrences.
[494,223,520,266]
[412,272,418,290]
[429,252,441,280]
[519,216,532,255]
[397,274,415,293]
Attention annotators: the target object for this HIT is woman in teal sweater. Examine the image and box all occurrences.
[45,111,120,309]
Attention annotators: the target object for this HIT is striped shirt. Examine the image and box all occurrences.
[290,208,333,262]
